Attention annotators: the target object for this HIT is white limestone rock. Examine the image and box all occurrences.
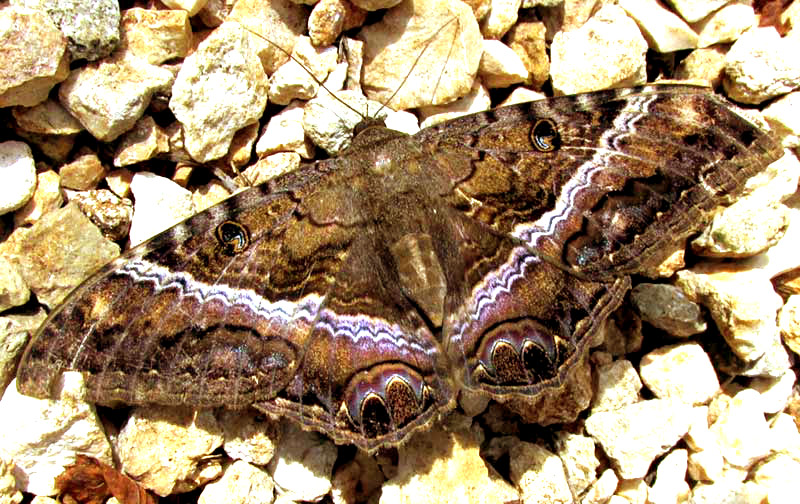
[358,0,482,110]
[255,101,314,159]
[550,5,648,95]
[59,55,174,142]
[639,343,720,405]
[692,2,756,49]
[379,418,519,504]
[117,406,224,496]
[709,389,772,468]
[0,141,36,216]
[591,359,642,413]
[619,0,698,53]
[723,27,800,104]
[510,442,573,504]
[0,374,113,496]
[478,39,528,89]
[585,399,693,479]
[553,432,600,496]
[170,22,268,163]
[197,460,274,504]
[129,171,195,246]
[268,423,337,503]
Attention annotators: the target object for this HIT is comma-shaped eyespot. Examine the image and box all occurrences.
[343,363,434,441]
[530,118,560,152]
[472,318,572,387]
[215,220,250,255]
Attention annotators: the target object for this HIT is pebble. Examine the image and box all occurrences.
[0,141,36,216]
[550,4,647,95]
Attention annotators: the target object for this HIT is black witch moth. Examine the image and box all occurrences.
[17,85,781,451]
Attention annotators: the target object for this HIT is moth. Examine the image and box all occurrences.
[17,85,782,451]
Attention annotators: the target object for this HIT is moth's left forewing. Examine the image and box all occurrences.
[17,179,331,409]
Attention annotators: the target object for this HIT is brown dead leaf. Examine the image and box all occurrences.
[55,455,157,504]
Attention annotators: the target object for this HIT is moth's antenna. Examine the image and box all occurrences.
[242,27,367,121]
[373,16,460,117]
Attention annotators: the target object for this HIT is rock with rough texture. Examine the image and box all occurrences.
[117,406,224,496]
[580,468,618,504]
[723,27,800,104]
[505,20,549,88]
[0,457,22,504]
[676,265,784,366]
[585,399,693,479]
[11,99,83,136]
[480,0,521,39]
[170,22,268,163]
[59,150,107,190]
[0,5,69,108]
[160,0,209,16]
[267,36,338,105]
[751,454,800,504]
[763,91,800,149]
[218,407,281,467]
[268,423,338,503]
[113,116,170,167]
[0,141,36,216]
[15,0,120,61]
[591,359,642,413]
[768,413,800,457]
[129,172,195,246]
[358,0,483,109]
[550,4,648,95]
[553,432,599,496]
[105,168,133,199]
[691,200,789,258]
[303,90,386,155]
[197,460,274,504]
[675,46,728,88]
[619,0,698,53]
[750,370,796,415]
[510,442,573,504]
[418,80,492,127]
[631,283,707,337]
[648,449,689,504]
[709,388,772,468]
[666,0,729,23]
[639,343,720,405]
[0,374,113,496]
[69,189,133,242]
[256,102,314,159]
[692,2,755,49]
[226,0,307,74]
[308,0,366,47]
[478,39,528,89]
[379,419,518,504]
[0,257,29,314]
[237,152,301,186]
[0,309,46,391]
[119,8,192,65]
[59,55,174,142]
[685,406,725,482]
[14,170,63,227]
[779,294,800,356]
[192,181,231,213]
[331,449,384,504]
[10,203,119,308]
